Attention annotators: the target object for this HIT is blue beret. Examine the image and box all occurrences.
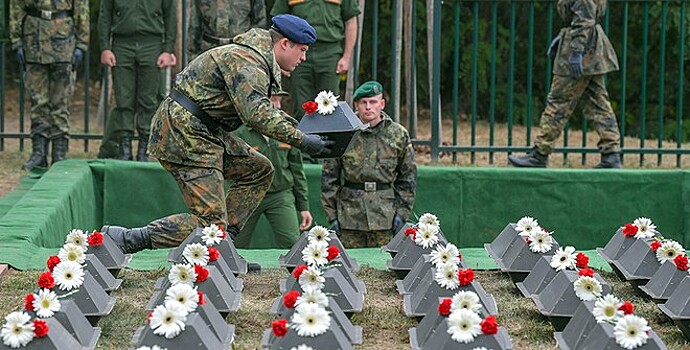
[271,14,317,45]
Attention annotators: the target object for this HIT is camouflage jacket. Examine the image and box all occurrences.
[321,112,417,231]
[553,0,618,76]
[10,0,90,64]
[188,0,266,57]
[148,29,305,169]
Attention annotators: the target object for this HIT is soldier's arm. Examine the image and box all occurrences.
[162,0,178,53]
[321,158,342,222]
[288,148,310,212]
[98,0,114,51]
[393,131,417,221]
[74,0,90,53]
[187,0,201,57]
[9,1,25,50]
[341,0,362,62]
[568,0,597,54]
[270,0,290,17]
[251,0,268,29]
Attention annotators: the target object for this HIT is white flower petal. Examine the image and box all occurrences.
[182,243,209,266]
[446,309,482,344]
[430,243,461,268]
[290,303,331,337]
[516,216,540,237]
[550,246,577,271]
[451,290,482,313]
[415,223,440,249]
[165,284,199,313]
[150,300,188,339]
[296,288,329,308]
[58,243,86,264]
[65,229,88,250]
[656,240,684,264]
[1,311,34,348]
[315,91,339,115]
[301,240,329,267]
[633,217,658,239]
[33,288,61,318]
[168,264,197,286]
[201,224,224,246]
[614,315,651,349]
[52,260,85,291]
[434,263,460,290]
[574,276,603,301]
[307,226,331,243]
[298,266,325,292]
[418,213,440,227]
[593,294,623,323]
[528,231,553,253]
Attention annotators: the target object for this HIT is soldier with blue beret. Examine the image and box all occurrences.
[271,14,317,45]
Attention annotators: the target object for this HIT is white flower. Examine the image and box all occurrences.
[528,230,553,253]
[296,288,329,308]
[301,240,329,267]
[290,345,313,350]
[314,91,339,115]
[298,266,325,292]
[201,224,224,246]
[165,284,199,313]
[430,243,461,268]
[65,229,88,250]
[593,294,623,323]
[614,315,651,349]
[550,246,577,271]
[58,243,86,264]
[451,290,482,313]
[1,312,34,348]
[32,288,61,318]
[435,263,460,290]
[135,346,166,350]
[182,243,209,266]
[52,261,85,291]
[656,240,684,264]
[446,309,482,344]
[290,303,331,337]
[633,217,658,239]
[307,225,331,243]
[150,300,188,339]
[471,348,491,350]
[574,276,603,301]
[415,223,440,249]
[168,264,197,286]
[516,216,540,237]
[418,213,440,227]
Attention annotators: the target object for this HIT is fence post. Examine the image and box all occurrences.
[430,0,442,163]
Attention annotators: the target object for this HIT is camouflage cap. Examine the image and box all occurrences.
[271,14,317,45]
[353,81,384,101]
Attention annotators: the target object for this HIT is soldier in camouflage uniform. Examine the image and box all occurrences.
[321,81,417,248]
[508,0,622,168]
[101,15,334,255]
[10,0,89,170]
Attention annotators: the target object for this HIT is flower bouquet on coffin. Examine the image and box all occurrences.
[516,246,589,298]
[0,310,86,350]
[397,243,466,295]
[598,217,659,278]
[639,250,689,302]
[495,221,560,283]
[485,216,541,264]
[169,234,244,292]
[85,229,132,278]
[167,224,248,276]
[279,225,360,273]
[387,216,449,279]
[658,274,690,340]
[58,230,123,292]
[611,235,679,288]
[383,213,446,257]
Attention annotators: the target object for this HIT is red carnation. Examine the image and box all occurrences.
[651,240,662,252]
[578,268,594,278]
[33,319,49,338]
[302,101,318,114]
[292,265,308,279]
[218,226,227,239]
[24,293,35,311]
[623,223,638,237]
[404,227,418,240]
[327,246,340,261]
[481,315,499,335]
[37,272,55,289]
[437,298,452,316]
[283,290,300,309]
[208,247,220,262]
[87,231,103,246]
[46,256,61,272]
[458,268,475,286]
[525,237,532,244]
[674,254,689,271]
[146,311,153,324]
[272,319,288,337]
[575,252,589,269]
[458,253,463,261]
[198,291,207,305]
[619,301,634,315]
[195,265,209,283]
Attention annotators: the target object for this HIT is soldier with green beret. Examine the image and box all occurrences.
[321,81,417,248]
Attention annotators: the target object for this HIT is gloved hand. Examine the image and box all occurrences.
[392,215,405,234]
[547,35,561,60]
[71,48,84,70]
[568,51,584,80]
[16,48,25,68]
[298,134,335,156]
[330,219,340,235]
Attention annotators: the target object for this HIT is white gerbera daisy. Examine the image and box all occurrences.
[656,240,684,264]
[633,217,658,239]
[296,288,329,308]
[435,263,460,290]
[298,266,325,292]
[165,284,199,313]
[201,224,224,246]
[450,290,482,313]
[150,300,188,339]
[593,294,623,323]
[614,314,651,349]
[307,225,331,243]
[418,213,440,227]
[430,243,461,268]
[528,230,553,253]
[52,261,85,291]
[1,311,34,348]
[290,303,331,337]
[301,240,329,267]
[446,308,482,344]
[574,276,603,301]
[290,345,313,350]
[32,288,61,318]
[315,91,339,115]
[168,263,197,286]
[550,246,577,271]
[65,229,88,250]
[135,346,166,350]
[415,223,440,249]
[471,348,490,350]
[516,216,540,237]
[58,243,86,264]
[182,243,209,266]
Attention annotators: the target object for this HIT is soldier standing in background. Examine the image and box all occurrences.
[508,0,622,168]
[97,0,177,162]
[321,81,417,248]
[10,0,89,170]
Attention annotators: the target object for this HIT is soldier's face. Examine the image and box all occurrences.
[275,39,308,73]
[355,95,386,127]
[270,95,284,109]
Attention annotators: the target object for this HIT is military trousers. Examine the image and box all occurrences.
[146,150,274,248]
[289,41,343,118]
[535,74,621,155]
[234,188,301,249]
[25,62,75,139]
[339,228,393,249]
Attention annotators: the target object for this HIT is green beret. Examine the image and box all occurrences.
[353,81,384,101]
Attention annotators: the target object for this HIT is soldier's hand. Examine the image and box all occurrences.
[157,52,175,68]
[547,35,561,60]
[101,50,116,67]
[336,55,350,74]
[392,215,405,235]
[330,219,341,235]
[298,134,335,157]
[299,211,313,231]
[568,51,584,80]
[71,48,84,70]
[16,48,25,68]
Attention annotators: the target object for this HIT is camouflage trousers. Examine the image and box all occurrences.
[535,74,621,155]
[25,63,75,138]
[147,151,274,248]
[339,229,393,249]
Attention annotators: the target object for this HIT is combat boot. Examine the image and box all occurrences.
[137,136,149,162]
[101,225,151,254]
[51,137,68,164]
[118,137,133,161]
[508,148,548,168]
[22,135,48,170]
[594,152,622,169]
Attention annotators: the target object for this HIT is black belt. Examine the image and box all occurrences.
[25,8,73,20]
[169,89,220,132]
[203,33,234,45]
[344,181,391,192]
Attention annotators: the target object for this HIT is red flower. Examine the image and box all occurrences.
[458,268,475,286]
[198,291,206,305]
[272,319,288,337]
[458,253,463,261]
[623,223,638,237]
[674,254,689,271]
[218,226,227,239]
[283,290,300,309]
[327,246,340,261]
[195,265,209,283]
[146,311,153,324]
[578,268,594,278]
[302,101,318,114]
[404,227,418,240]
[481,315,499,335]
[651,241,662,252]
[37,272,55,289]
[619,301,635,315]
[437,298,452,316]
[292,265,308,279]
[46,256,61,272]
[208,247,220,262]
[87,231,103,246]
[33,319,49,338]
[575,252,589,269]
[525,237,531,244]
[24,293,35,311]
